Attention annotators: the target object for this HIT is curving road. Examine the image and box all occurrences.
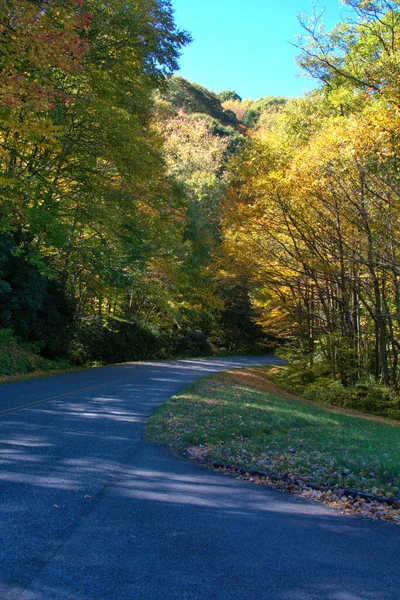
[0,356,399,600]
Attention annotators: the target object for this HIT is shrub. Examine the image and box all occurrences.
[268,360,400,420]
[174,330,212,358]
[70,319,215,366]
[349,381,400,417]
[0,232,75,358]
[70,317,173,365]
[0,328,45,375]
[304,378,350,407]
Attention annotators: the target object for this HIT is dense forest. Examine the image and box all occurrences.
[0,0,275,374]
[224,0,400,393]
[3,0,400,412]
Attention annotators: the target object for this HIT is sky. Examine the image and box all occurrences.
[171,0,345,100]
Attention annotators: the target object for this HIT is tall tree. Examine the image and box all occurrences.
[0,0,190,318]
[223,0,400,387]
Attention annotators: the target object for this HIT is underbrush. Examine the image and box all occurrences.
[69,317,214,366]
[0,318,216,380]
[0,328,72,379]
[267,361,400,420]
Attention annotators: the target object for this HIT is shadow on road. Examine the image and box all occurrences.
[0,358,399,600]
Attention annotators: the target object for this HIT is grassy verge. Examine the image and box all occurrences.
[146,367,400,505]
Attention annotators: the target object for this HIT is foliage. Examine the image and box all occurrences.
[0,0,204,370]
[0,232,74,357]
[268,363,400,420]
[174,330,212,357]
[163,76,238,125]
[243,96,288,128]
[295,0,400,107]
[222,96,287,129]
[0,328,72,377]
[222,1,400,395]
[155,88,248,350]
[215,277,272,353]
[0,0,190,293]
[70,317,173,365]
[70,318,215,364]
[218,90,242,102]
[0,329,45,375]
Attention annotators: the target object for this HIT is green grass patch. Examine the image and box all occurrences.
[146,367,400,498]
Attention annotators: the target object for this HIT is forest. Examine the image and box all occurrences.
[2,0,400,415]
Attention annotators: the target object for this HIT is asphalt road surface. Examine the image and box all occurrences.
[0,356,399,600]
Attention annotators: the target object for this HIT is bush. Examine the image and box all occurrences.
[268,360,400,420]
[349,381,400,417]
[70,319,215,366]
[0,232,75,358]
[304,378,349,407]
[174,330,212,358]
[268,362,320,395]
[0,328,45,375]
[70,317,173,365]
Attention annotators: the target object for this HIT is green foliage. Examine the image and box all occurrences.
[186,113,245,157]
[70,318,216,365]
[0,0,284,372]
[174,330,212,357]
[163,76,238,125]
[0,233,75,357]
[295,0,400,106]
[0,329,74,377]
[305,378,348,406]
[217,90,242,102]
[217,282,271,353]
[0,329,44,376]
[0,0,205,374]
[222,1,400,391]
[268,362,400,420]
[0,0,190,303]
[243,96,287,128]
[304,379,400,420]
[70,317,173,365]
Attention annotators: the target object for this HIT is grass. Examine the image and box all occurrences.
[146,367,400,498]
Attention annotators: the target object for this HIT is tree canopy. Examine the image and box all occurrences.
[222,0,400,388]
[5,0,400,390]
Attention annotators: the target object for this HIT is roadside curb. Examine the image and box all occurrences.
[213,461,400,506]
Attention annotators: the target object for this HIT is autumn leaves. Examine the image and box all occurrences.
[223,1,400,389]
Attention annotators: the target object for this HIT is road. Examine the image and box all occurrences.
[0,356,399,600]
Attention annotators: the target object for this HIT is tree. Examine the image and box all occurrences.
[0,0,193,360]
[162,76,238,125]
[223,84,400,386]
[218,90,242,103]
[295,0,400,106]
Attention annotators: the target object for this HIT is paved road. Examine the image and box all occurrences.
[0,356,399,600]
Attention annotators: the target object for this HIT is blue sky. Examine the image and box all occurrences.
[171,0,345,100]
